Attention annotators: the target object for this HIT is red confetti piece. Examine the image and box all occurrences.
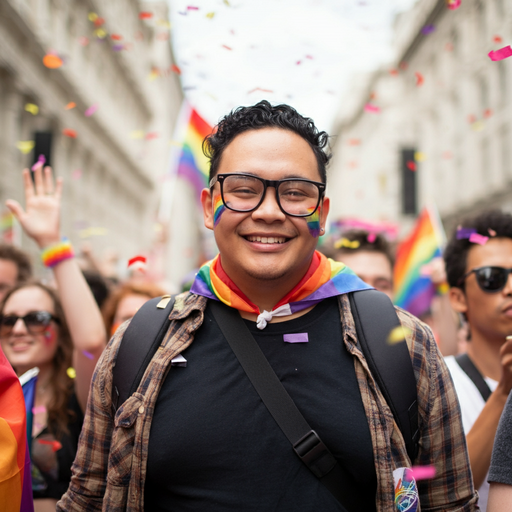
[43,54,63,69]
[411,465,436,480]
[65,102,76,110]
[415,72,424,87]
[468,114,476,124]
[406,161,417,171]
[62,128,77,138]
[139,11,153,19]
[171,64,181,75]
[483,108,493,118]
[493,35,503,44]
[38,439,63,452]
[489,46,512,61]
[222,45,232,50]
[93,17,105,27]
[145,132,159,140]
[389,68,399,76]
[111,34,123,40]
[128,255,147,267]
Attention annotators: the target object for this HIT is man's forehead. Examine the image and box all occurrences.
[466,237,512,269]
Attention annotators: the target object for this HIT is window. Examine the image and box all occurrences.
[401,149,417,215]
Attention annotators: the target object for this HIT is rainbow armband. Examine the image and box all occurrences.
[41,238,74,267]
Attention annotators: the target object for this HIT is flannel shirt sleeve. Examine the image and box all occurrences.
[398,309,479,511]
[56,321,129,512]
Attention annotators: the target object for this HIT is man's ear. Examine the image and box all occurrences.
[449,286,468,314]
[201,188,214,231]
[320,197,330,232]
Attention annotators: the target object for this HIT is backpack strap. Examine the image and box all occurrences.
[112,294,176,413]
[455,353,492,402]
[349,289,419,463]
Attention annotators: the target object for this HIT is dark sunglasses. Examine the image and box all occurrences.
[458,266,512,293]
[0,311,60,337]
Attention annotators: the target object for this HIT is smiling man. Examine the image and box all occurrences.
[58,102,476,512]
[443,210,512,511]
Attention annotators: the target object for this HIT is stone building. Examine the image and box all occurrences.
[328,0,512,236]
[0,0,182,278]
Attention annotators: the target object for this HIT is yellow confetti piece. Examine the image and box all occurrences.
[387,326,413,345]
[94,28,107,39]
[66,367,77,379]
[334,238,360,249]
[16,141,35,154]
[414,151,426,162]
[206,12,215,18]
[25,103,39,115]
[148,71,159,81]
[130,130,145,139]
[223,0,230,5]
[471,121,485,132]
[79,227,108,238]
[156,19,171,28]
[88,12,98,22]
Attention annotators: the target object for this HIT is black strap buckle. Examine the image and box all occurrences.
[293,430,337,478]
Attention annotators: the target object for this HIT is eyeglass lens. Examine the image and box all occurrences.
[0,312,53,337]
[222,175,320,216]
[475,267,512,291]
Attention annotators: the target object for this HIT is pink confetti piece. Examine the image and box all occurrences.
[410,465,436,481]
[84,104,99,117]
[72,169,82,180]
[283,333,309,343]
[222,44,232,50]
[187,5,199,10]
[32,405,47,414]
[469,232,489,245]
[364,103,380,113]
[447,0,461,10]
[82,350,94,360]
[367,233,376,243]
[488,46,512,62]
[488,228,497,237]
[31,154,46,171]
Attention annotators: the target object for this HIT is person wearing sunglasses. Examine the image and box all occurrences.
[443,209,512,511]
[59,101,476,512]
[0,164,106,512]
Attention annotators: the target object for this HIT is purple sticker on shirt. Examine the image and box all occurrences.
[283,333,309,343]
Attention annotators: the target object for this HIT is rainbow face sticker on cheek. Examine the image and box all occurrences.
[213,195,226,227]
[306,206,321,238]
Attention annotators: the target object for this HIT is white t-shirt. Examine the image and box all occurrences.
[445,355,498,512]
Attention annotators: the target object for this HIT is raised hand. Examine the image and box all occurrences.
[5,165,63,249]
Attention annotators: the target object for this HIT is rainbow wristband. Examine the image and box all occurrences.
[41,238,74,268]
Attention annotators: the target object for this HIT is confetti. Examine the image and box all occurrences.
[112,44,125,52]
[421,25,435,35]
[222,45,232,50]
[16,141,35,154]
[348,139,361,146]
[488,228,497,237]
[483,108,493,118]
[38,439,63,452]
[62,128,77,138]
[82,350,94,360]
[206,12,215,19]
[25,103,39,115]
[387,326,412,345]
[445,42,454,52]
[471,120,485,132]
[187,5,199,10]
[111,34,123,40]
[93,17,105,27]
[65,102,76,110]
[223,0,230,5]
[139,11,153,19]
[88,12,98,21]
[79,227,108,238]
[493,35,503,44]
[446,0,461,9]
[145,132,159,140]
[128,255,147,268]
[407,161,417,171]
[171,64,181,75]
[78,36,89,46]
[43,54,63,69]
[334,238,360,249]
[488,46,512,62]
[283,333,309,343]
[469,233,489,245]
[66,367,77,379]
[414,152,426,162]
[248,87,273,94]
[364,103,380,113]
[410,465,436,481]
[130,130,145,139]
[94,28,107,39]
[32,406,46,414]
[367,233,376,243]
[84,104,99,117]
[72,169,82,180]
[415,72,424,87]
[456,227,476,239]
[389,68,399,76]
[31,154,46,171]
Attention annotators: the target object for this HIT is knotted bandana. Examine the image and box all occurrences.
[190,250,372,329]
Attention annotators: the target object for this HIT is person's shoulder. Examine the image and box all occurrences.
[394,306,435,342]
[170,291,208,319]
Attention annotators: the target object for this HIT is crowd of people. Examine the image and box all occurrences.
[0,100,511,511]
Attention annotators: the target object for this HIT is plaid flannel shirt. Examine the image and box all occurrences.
[57,292,478,511]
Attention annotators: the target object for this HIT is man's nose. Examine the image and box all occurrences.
[504,272,512,295]
[251,186,286,220]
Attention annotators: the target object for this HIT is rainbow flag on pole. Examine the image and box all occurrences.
[394,207,446,317]
[0,351,34,512]
[176,103,213,201]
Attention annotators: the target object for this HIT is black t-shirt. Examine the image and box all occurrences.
[145,298,377,511]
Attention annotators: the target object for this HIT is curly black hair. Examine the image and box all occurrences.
[203,100,331,184]
[444,209,512,288]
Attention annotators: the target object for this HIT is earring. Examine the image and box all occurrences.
[320,227,325,233]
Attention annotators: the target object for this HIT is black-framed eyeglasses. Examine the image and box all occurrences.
[0,311,60,337]
[458,266,512,293]
[209,173,326,217]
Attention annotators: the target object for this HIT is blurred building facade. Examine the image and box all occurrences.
[329,0,512,236]
[0,0,182,280]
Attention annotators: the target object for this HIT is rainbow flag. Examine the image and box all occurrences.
[176,103,213,201]
[394,207,446,317]
[0,350,34,512]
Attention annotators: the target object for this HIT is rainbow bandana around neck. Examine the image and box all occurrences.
[190,250,372,329]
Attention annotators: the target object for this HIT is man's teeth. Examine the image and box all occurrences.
[247,236,286,244]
